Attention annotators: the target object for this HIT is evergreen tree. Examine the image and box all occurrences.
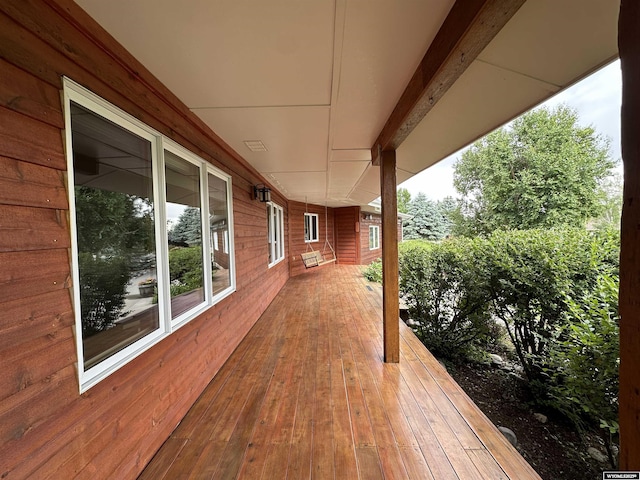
[169,207,202,245]
[404,193,448,240]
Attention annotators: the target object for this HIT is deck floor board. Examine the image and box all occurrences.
[140,266,541,479]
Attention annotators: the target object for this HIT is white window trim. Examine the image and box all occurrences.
[208,168,236,307]
[63,78,235,392]
[369,225,380,250]
[268,202,285,267]
[304,212,319,243]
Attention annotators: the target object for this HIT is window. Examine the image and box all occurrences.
[369,225,380,250]
[304,213,319,243]
[165,148,205,320]
[64,78,235,391]
[209,173,233,298]
[268,202,285,266]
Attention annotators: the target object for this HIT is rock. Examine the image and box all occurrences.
[611,444,619,458]
[533,413,548,424]
[489,353,504,366]
[498,426,518,447]
[587,447,608,463]
[437,360,448,372]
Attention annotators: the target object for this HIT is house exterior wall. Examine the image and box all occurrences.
[358,213,403,266]
[288,200,335,277]
[360,213,382,265]
[0,1,288,478]
[210,228,231,270]
[334,206,361,265]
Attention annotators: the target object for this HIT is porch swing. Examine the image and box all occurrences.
[301,200,336,269]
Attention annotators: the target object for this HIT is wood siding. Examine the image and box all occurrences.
[0,1,289,478]
[334,206,360,265]
[288,200,335,277]
[358,213,403,266]
[360,214,382,265]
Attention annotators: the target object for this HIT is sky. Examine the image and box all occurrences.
[399,60,622,201]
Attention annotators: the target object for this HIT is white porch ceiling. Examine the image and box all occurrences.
[75,0,619,208]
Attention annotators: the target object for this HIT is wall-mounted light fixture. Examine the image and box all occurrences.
[363,213,373,220]
[254,184,271,202]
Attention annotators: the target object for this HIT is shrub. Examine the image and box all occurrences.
[545,273,619,465]
[480,228,619,381]
[399,237,494,362]
[168,246,204,289]
[362,258,382,283]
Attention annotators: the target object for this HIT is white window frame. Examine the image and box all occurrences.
[369,225,380,250]
[63,78,235,392]
[209,169,236,305]
[304,213,319,243]
[267,202,285,267]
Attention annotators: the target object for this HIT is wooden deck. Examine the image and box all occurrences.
[139,265,541,479]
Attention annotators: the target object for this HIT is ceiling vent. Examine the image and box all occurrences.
[243,140,268,152]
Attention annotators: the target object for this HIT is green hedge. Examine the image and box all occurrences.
[399,238,497,361]
[394,229,619,441]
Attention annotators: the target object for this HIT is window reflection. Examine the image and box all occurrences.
[165,150,205,319]
[71,102,159,369]
[208,173,231,295]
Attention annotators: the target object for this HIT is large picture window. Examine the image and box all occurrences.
[64,78,235,391]
[268,202,284,266]
[304,213,319,243]
[69,101,161,371]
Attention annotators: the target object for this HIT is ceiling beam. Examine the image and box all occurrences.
[371,0,526,164]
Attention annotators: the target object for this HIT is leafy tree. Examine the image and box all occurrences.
[397,187,411,214]
[453,105,615,235]
[75,186,154,254]
[591,172,623,230]
[74,187,155,335]
[169,206,202,245]
[403,193,449,240]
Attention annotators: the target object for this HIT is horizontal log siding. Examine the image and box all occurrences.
[360,214,382,265]
[334,206,360,265]
[360,213,403,265]
[0,1,289,478]
[288,201,335,277]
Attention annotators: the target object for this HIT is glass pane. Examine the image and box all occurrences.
[267,204,273,264]
[71,102,159,370]
[272,207,278,260]
[209,173,231,295]
[165,150,205,319]
[312,215,318,241]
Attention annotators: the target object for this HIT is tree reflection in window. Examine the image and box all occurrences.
[71,102,159,369]
[165,150,205,319]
